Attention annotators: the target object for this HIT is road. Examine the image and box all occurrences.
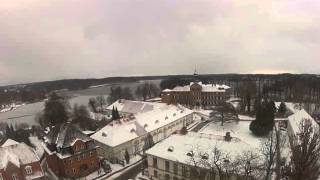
[113,161,144,180]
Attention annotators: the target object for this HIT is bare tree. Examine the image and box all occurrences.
[239,81,257,113]
[210,102,238,126]
[188,145,261,180]
[260,128,277,180]
[135,82,160,101]
[288,120,320,180]
[95,95,106,112]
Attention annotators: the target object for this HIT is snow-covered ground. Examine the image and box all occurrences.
[0,103,25,113]
[199,121,267,148]
[238,114,255,121]
[97,155,143,180]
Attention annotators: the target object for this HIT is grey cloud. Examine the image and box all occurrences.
[0,0,320,85]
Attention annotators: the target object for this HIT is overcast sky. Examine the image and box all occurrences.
[0,0,320,85]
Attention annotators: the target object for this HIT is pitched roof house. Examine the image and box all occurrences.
[42,123,99,179]
[0,139,44,180]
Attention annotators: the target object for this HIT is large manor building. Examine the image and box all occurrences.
[161,81,231,107]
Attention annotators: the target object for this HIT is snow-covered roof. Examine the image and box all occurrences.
[162,82,231,93]
[106,99,162,114]
[45,123,91,148]
[92,100,193,147]
[146,133,257,165]
[91,121,140,147]
[1,139,19,147]
[0,142,40,169]
[199,121,266,148]
[29,137,45,158]
[288,109,318,136]
[275,102,301,114]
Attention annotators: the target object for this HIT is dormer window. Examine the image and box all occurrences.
[165,116,169,120]
[186,151,194,157]
[144,124,148,128]
[25,166,32,175]
[201,153,209,160]
[102,132,107,137]
[173,113,176,117]
[155,120,159,124]
[130,128,135,133]
[168,146,174,152]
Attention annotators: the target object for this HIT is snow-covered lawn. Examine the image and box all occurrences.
[199,121,267,148]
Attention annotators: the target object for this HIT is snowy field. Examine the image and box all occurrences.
[199,121,267,148]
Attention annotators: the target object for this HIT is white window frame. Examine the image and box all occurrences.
[12,174,18,180]
[25,165,33,175]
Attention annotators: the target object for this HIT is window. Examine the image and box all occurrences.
[154,170,158,178]
[77,156,81,161]
[90,151,94,156]
[165,174,170,180]
[72,168,76,174]
[173,163,178,174]
[182,166,188,177]
[153,157,158,168]
[165,161,170,172]
[25,166,33,174]
[0,173,3,180]
[12,174,18,180]
[82,153,86,159]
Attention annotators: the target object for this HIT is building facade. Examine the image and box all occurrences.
[161,82,231,107]
[146,133,257,180]
[91,100,195,163]
[0,140,45,180]
[43,124,99,179]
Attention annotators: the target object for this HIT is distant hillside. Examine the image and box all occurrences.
[1,73,320,105]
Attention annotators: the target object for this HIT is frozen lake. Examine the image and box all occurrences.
[0,80,161,126]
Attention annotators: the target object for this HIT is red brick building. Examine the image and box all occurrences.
[0,139,44,180]
[161,81,231,107]
[43,123,99,179]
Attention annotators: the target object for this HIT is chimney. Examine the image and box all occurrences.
[225,132,232,142]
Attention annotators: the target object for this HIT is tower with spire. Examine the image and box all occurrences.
[193,65,200,82]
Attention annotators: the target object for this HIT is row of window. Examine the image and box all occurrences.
[152,158,190,178]
[0,173,18,180]
[66,161,96,175]
[0,166,32,180]
[153,170,188,180]
[64,151,95,165]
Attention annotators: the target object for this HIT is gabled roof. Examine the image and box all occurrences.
[0,142,40,170]
[106,99,161,114]
[1,139,19,147]
[92,100,193,147]
[45,123,91,148]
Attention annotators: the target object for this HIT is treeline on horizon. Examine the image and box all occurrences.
[1,73,320,105]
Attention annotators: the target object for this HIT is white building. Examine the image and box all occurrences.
[145,133,258,180]
[91,100,194,163]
